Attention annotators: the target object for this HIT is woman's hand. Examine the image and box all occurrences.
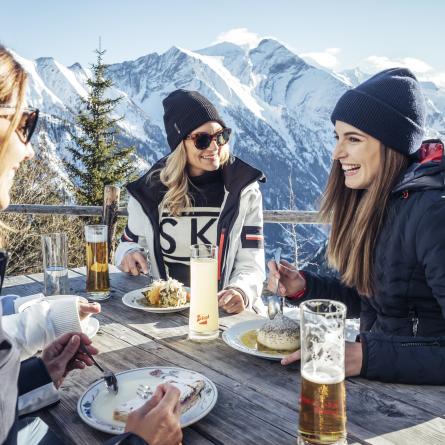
[78,301,101,320]
[218,288,245,314]
[119,250,149,276]
[41,332,99,388]
[267,259,305,297]
[125,383,183,445]
[344,342,363,377]
[281,342,363,377]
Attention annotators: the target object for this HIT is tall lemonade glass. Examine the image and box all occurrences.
[298,300,347,445]
[85,225,110,300]
[189,244,219,341]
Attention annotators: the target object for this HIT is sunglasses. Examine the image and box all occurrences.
[0,105,39,144]
[185,127,232,150]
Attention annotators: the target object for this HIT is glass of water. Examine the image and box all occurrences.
[41,233,69,296]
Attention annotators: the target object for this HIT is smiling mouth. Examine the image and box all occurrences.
[342,164,360,176]
[201,154,218,160]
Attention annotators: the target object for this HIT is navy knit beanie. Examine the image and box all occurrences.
[331,68,426,155]
[162,89,226,151]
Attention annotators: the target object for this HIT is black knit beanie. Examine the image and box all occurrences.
[331,68,426,155]
[162,89,226,151]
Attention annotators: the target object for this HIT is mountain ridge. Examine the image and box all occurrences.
[14,38,445,261]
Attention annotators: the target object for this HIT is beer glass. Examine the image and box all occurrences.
[85,225,110,300]
[189,244,219,341]
[298,300,347,445]
[41,233,69,296]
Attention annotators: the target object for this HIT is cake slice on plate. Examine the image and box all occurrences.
[113,379,205,423]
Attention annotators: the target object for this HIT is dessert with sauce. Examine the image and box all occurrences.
[256,313,300,351]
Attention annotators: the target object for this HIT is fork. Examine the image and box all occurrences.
[137,384,153,400]
[79,342,119,394]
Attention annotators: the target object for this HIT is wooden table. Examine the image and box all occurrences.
[3,267,445,445]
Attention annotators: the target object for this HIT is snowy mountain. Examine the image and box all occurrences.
[15,39,445,262]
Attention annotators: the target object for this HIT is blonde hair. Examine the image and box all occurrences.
[159,141,230,216]
[0,46,28,163]
[319,146,409,297]
[0,46,28,243]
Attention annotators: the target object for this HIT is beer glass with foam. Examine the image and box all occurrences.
[189,244,219,341]
[85,225,110,300]
[298,300,347,445]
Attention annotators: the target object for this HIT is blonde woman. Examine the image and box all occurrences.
[0,46,182,445]
[116,90,266,314]
[0,46,100,360]
[269,68,445,385]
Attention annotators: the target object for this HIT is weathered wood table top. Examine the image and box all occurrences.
[3,267,445,445]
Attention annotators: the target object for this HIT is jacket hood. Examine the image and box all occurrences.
[126,155,265,205]
[393,139,445,193]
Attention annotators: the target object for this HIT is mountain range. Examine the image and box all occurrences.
[14,39,445,263]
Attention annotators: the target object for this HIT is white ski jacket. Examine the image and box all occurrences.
[115,156,266,312]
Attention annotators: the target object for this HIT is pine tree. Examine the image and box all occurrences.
[65,47,135,205]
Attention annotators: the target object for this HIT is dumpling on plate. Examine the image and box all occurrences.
[257,313,300,351]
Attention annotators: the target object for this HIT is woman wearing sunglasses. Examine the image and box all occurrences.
[0,46,182,445]
[268,68,445,385]
[116,89,266,314]
[0,49,102,362]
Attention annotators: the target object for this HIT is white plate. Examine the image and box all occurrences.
[83,317,100,338]
[222,319,292,361]
[77,366,218,434]
[122,287,190,313]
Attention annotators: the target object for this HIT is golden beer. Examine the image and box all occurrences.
[299,300,347,445]
[299,371,346,445]
[85,225,110,300]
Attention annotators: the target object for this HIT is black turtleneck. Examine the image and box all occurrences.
[159,169,224,286]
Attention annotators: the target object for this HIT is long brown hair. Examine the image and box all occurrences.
[319,146,409,296]
[0,45,28,162]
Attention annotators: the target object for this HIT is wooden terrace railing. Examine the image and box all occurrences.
[1,186,320,257]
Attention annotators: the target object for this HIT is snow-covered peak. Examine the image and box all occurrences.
[338,68,371,87]
[197,41,247,58]
[36,56,88,102]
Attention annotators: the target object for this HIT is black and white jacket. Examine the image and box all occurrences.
[116,155,266,311]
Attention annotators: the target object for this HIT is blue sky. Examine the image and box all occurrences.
[2,0,444,84]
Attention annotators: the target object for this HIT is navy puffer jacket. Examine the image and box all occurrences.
[294,140,445,384]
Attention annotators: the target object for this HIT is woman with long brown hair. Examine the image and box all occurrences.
[0,46,182,445]
[269,68,445,384]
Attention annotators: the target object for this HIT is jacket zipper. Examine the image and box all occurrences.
[408,306,419,337]
[217,183,254,288]
[217,228,226,283]
[401,340,444,347]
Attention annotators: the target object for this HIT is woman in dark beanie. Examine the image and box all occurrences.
[116,89,266,314]
[269,67,445,384]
